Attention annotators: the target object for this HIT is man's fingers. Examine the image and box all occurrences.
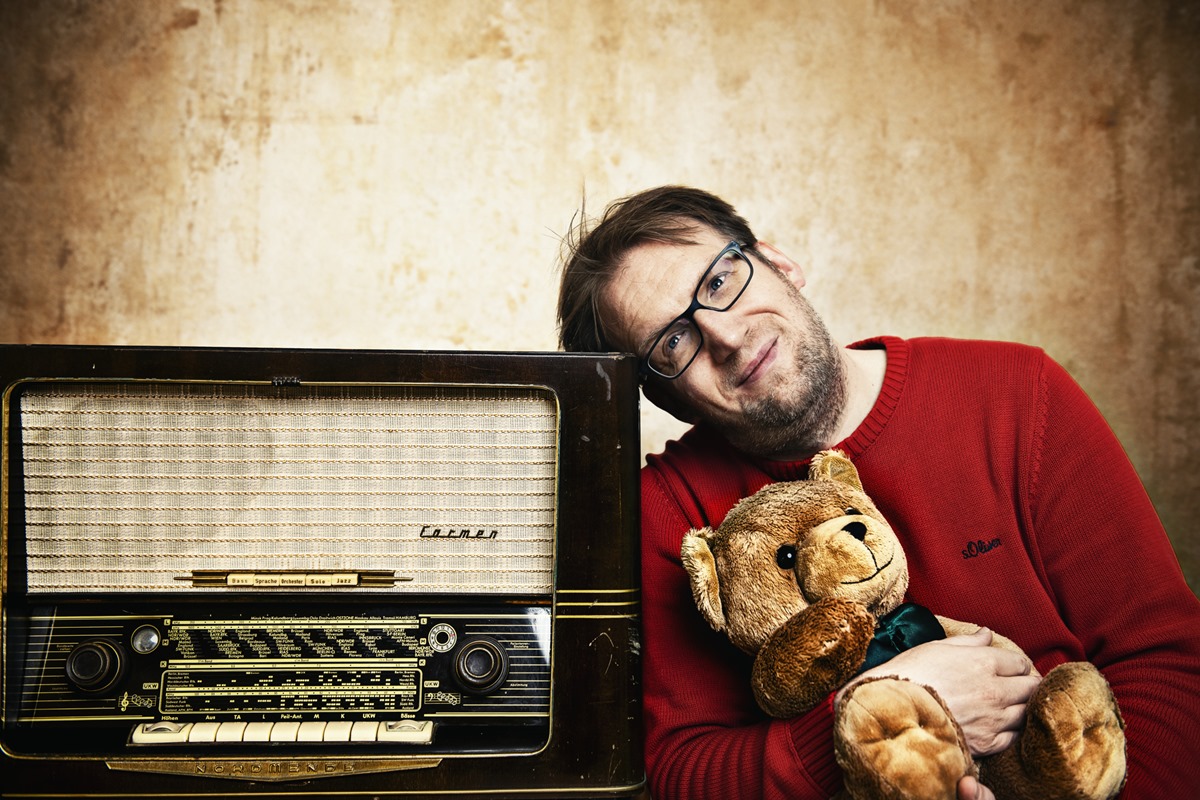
[942,629,1037,679]
[1001,676,1041,712]
[943,627,994,647]
[958,775,996,800]
[994,650,1035,677]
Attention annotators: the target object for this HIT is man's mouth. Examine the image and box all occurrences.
[737,338,778,387]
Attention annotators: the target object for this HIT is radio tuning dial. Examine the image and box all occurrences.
[64,639,127,694]
[453,637,509,695]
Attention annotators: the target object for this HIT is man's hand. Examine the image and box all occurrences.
[957,775,995,800]
[836,627,1039,755]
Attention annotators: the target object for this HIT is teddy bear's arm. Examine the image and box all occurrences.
[751,597,876,718]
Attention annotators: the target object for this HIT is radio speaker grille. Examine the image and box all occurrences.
[18,382,558,595]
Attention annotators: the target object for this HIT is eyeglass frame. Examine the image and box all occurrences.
[637,240,755,381]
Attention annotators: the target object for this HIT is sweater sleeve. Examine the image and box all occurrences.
[1028,355,1200,799]
[640,468,843,800]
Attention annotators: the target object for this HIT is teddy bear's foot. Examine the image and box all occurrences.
[982,662,1125,800]
[1022,663,1126,799]
[835,676,974,800]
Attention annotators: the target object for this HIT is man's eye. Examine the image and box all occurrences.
[660,323,695,355]
[704,272,731,301]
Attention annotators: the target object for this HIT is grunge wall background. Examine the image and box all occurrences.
[2,0,1198,592]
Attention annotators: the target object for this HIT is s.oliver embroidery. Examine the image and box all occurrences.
[962,538,1002,559]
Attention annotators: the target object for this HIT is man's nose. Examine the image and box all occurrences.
[695,308,745,363]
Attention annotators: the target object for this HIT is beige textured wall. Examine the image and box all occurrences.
[2,1,1198,593]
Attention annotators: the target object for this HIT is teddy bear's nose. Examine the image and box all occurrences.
[842,521,868,542]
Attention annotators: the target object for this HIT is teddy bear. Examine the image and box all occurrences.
[680,450,1126,800]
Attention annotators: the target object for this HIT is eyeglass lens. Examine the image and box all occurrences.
[647,246,752,378]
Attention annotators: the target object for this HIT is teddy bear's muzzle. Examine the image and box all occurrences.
[797,517,897,602]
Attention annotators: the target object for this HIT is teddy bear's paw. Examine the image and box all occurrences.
[751,597,875,718]
[835,677,973,800]
[1017,662,1126,800]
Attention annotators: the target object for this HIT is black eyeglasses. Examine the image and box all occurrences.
[639,241,755,380]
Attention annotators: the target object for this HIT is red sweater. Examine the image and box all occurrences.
[641,337,1200,799]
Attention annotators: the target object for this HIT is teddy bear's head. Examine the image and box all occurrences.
[681,450,909,655]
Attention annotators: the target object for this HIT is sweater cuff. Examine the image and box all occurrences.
[788,692,842,795]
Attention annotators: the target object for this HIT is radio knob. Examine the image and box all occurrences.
[453,637,509,695]
[65,639,127,693]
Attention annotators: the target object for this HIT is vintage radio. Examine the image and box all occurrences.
[0,344,642,798]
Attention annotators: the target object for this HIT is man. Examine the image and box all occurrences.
[556,186,1200,800]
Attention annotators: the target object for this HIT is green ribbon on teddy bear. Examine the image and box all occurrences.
[858,602,946,675]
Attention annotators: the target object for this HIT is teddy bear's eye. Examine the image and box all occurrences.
[845,507,861,516]
[775,544,797,570]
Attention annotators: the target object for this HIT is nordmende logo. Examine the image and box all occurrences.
[419,525,499,540]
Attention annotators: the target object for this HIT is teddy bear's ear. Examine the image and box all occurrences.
[809,449,863,491]
[681,529,726,633]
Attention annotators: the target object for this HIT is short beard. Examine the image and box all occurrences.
[717,293,848,460]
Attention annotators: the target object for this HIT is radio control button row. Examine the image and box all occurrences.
[131,719,433,745]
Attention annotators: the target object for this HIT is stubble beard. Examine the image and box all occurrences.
[716,293,848,460]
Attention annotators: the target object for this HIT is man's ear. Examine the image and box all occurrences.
[754,241,806,290]
[643,380,698,424]
[809,449,863,491]
[681,529,726,632]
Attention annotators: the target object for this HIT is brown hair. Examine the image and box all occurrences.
[556,186,761,354]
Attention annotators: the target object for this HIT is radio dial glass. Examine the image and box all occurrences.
[130,625,161,654]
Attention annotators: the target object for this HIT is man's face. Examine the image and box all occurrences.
[600,227,847,458]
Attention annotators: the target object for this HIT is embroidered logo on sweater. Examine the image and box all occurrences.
[962,538,1002,559]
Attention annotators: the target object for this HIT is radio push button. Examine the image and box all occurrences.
[351,721,379,741]
[131,721,193,744]
[243,722,274,742]
[323,720,353,741]
[188,722,221,742]
[215,721,248,742]
[64,639,127,693]
[297,721,327,742]
[270,721,301,742]
[378,719,434,744]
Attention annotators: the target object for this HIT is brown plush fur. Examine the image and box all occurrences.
[681,450,1126,800]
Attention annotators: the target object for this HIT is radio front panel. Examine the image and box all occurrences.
[0,345,642,799]
[12,604,551,756]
